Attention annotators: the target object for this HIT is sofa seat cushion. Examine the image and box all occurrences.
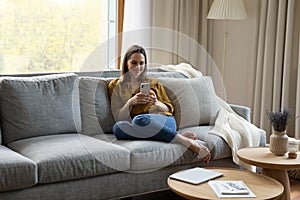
[178,126,232,160]
[0,73,81,144]
[8,134,130,184]
[0,145,37,191]
[114,139,206,172]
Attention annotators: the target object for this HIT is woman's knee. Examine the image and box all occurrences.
[112,123,122,138]
[132,114,151,127]
[113,121,138,140]
[113,122,131,139]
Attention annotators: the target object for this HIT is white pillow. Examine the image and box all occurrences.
[158,77,220,129]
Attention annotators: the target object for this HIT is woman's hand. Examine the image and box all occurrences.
[130,90,157,106]
[128,90,169,113]
[150,90,170,112]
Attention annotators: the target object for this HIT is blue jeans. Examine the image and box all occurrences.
[113,114,177,142]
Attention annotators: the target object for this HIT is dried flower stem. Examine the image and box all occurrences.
[267,108,291,132]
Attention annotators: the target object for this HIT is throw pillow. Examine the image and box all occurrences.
[0,73,81,144]
[158,77,220,129]
[78,77,115,136]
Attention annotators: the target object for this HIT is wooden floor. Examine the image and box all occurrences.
[291,178,300,200]
[132,178,300,200]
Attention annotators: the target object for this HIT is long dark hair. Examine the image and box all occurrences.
[121,45,147,81]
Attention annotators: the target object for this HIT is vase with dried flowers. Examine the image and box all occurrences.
[267,108,291,156]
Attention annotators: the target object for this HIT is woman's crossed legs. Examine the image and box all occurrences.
[113,114,210,163]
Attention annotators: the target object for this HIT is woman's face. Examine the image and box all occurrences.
[127,52,145,80]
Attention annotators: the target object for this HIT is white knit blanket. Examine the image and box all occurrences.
[159,63,203,78]
[160,63,261,170]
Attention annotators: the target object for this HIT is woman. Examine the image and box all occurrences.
[108,45,210,163]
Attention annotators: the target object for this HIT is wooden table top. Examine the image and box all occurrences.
[168,168,283,200]
[237,147,300,170]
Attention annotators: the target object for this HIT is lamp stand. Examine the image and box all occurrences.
[222,20,229,82]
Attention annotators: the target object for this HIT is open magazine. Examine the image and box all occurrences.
[209,180,256,198]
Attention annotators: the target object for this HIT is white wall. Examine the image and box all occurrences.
[209,0,260,109]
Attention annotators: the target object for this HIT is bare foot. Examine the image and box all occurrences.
[174,134,210,163]
[181,131,196,140]
[189,140,211,163]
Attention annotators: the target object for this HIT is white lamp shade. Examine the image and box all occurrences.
[207,0,247,20]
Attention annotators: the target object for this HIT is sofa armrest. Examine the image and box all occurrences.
[229,104,266,147]
[229,104,251,122]
[258,129,267,147]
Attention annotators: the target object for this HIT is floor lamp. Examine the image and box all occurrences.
[207,0,247,80]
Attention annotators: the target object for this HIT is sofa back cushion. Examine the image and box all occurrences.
[78,77,115,136]
[0,73,81,144]
[158,77,220,129]
[77,72,186,136]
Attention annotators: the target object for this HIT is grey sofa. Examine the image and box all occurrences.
[0,69,266,200]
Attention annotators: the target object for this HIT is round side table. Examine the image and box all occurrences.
[168,168,283,200]
[238,147,300,200]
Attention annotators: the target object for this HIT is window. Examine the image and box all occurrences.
[0,0,117,74]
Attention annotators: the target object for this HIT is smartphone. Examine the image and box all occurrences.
[140,83,150,95]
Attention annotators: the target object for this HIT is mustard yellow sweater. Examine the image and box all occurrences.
[108,78,174,119]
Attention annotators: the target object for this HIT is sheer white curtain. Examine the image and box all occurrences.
[253,0,300,139]
[121,0,152,54]
[121,0,212,74]
[296,34,300,138]
[150,0,210,67]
